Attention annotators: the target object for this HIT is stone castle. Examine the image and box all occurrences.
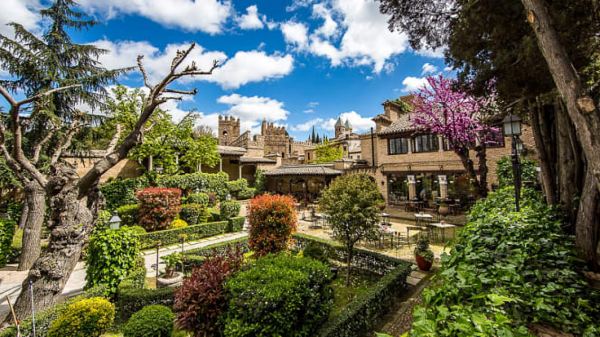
[218,115,313,163]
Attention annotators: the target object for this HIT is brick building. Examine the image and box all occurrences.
[359,97,536,208]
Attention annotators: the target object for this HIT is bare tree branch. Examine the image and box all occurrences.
[105,123,122,153]
[137,55,152,89]
[50,119,82,165]
[164,88,198,95]
[32,122,56,164]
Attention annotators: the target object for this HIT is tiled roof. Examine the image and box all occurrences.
[264,165,342,176]
[239,156,277,164]
[217,145,246,156]
[378,112,419,135]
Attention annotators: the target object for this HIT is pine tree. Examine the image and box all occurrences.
[0,0,128,270]
[311,126,316,143]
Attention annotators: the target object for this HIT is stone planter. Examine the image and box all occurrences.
[438,204,450,217]
[157,272,183,288]
[415,254,432,271]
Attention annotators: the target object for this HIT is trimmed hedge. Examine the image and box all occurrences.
[157,171,229,201]
[116,204,139,227]
[180,203,209,224]
[228,216,245,233]
[0,219,16,267]
[122,305,174,337]
[220,200,241,220]
[185,192,209,206]
[100,176,149,211]
[180,236,249,269]
[116,286,175,323]
[316,265,411,337]
[138,221,229,249]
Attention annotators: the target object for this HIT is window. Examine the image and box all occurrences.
[413,134,439,153]
[388,137,410,154]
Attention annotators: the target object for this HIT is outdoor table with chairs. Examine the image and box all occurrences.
[429,221,456,242]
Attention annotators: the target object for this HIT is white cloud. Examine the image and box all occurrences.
[416,46,445,58]
[444,66,454,72]
[280,0,410,73]
[281,21,309,47]
[401,76,428,92]
[208,51,294,89]
[286,0,316,12]
[95,40,293,89]
[78,0,232,34]
[237,5,264,30]
[421,63,438,75]
[291,118,324,131]
[320,111,374,133]
[0,0,41,36]
[217,94,289,133]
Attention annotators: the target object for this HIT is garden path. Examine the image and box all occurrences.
[0,231,247,318]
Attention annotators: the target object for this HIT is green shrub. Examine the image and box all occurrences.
[128,225,147,236]
[302,241,328,263]
[136,187,182,232]
[208,207,221,221]
[123,305,174,337]
[248,194,297,257]
[138,221,228,249]
[185,192,209,206]
[100,176,149,211]
[228,216,245,233]
[157,172,229,201]
[116,204,140,227]
[116,287,175,323]
[253,169,266,193]
[237,187,255,200]
[0,219,16,267]
[220,200,241,220]
[226,178,248,198]
[496,156,539,188]
[47,297,115,337]
[223,254,333,337]
[85,227,141,296]
[180,203,209,224]
[119,255,147,290]
[409,187,600,336]
[170,219,189,229]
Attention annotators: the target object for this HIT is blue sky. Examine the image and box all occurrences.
[1,0,450,140]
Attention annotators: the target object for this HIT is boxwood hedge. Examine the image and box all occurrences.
[115,286,175,323]
[138,221,229,249]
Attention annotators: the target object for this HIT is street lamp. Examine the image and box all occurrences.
[502,114,523,212]
[109,213,121,230]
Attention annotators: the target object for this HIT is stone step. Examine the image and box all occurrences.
[406,275,421,286]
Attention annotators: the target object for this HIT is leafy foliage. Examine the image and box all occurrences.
[185,192,209,206]
[319,173,384,283]
[85,227,141,296]
[116,204,139,227]
[180,203,209,225]
[137,221,229,249]
[47,297,115,337]
[100,177,149,211]
[174,249,244,337]
[220,200,241,220]
[223,254,333,337]
[136,187,182,231]
[123,305,175,337]
[496,156,539,188]
[116,287,175,323]
[253,169,266,194]
[158,172,229,200]
[170,219,189,229]
[248,194,297,256]
[227,179,248,197]
[0,219,16,267]
[413,235,433,263]
[410,187,600,336]
[312,140,344,163]
[228,216,246,233]
[237,187,255,200]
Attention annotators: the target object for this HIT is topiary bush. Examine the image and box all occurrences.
[170,219,189,229]
[237,187,255,200]
[116,204,140,227]
[47,297,115,337]
[180,203,209,225]
[175,249,244,337]
[136,187,182,231]
[157,172,229,201]
[220,200,241,220]
[123,305,175,337]
[228,216,245,233]
[100,176,149,211]
[223,254,333,337]
[247,194,297,257]
[226,179,248,198]
[85,226,141,296]
[0,219,16,267]
[185,192,209,206]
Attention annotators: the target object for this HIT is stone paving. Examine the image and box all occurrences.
[0,231,247,318]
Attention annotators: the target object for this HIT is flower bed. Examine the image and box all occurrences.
[137,221,229,249]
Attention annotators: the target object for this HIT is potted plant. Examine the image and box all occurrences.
[157,253,183,288]
[438,199,450,216]
[414,235,434,271]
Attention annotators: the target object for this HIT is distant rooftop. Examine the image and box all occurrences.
[264,164,342,176]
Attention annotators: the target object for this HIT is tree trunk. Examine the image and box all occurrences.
[575,169,600,271]
[529,100,556,205]
[522,0,600,194]
[475,145,488,198]
[6,168,100,321]
[456,147,486,198]
[555,102,582,224]
[17,181,47,271]
[18,200,29,229]
[346,246,354,286]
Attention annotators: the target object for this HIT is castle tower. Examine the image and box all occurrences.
[334,117,346,139]
[218,115,240,145]
[344,119,352,133]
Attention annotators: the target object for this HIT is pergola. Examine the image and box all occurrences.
[264,165,342,203]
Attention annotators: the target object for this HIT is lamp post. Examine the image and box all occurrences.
[109,213,121,230]
[502,114,523,212]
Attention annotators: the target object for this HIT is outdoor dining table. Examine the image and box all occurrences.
[429,222,456,241]
[414,212,434,226]
[381,212,391,225]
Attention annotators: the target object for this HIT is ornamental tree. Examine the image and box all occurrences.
[411,75,500,197]
[247,194,297,256]
[319,173,384,285]
[312,140,343,163]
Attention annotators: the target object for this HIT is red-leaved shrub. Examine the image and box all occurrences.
[174,248,243,337]
[247,194,297,256]
[136,187,182,232]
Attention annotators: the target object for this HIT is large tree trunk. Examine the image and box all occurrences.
[529,100,556,205]
[475,145,488,198]
[17,181,47,271]
[456,147,487,198]
[575,169,600,271]
[7,168,100,321]
[522,0,600,194]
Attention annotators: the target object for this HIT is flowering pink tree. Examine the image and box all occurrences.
[411,75,500,197]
